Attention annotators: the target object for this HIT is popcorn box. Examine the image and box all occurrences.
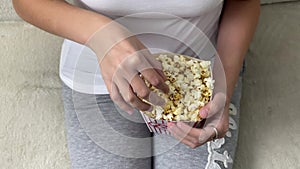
[140,53,213,134]
[140,111,206,135]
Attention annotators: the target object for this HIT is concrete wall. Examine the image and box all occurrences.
[234,1,300,169]
[1,1,299,169]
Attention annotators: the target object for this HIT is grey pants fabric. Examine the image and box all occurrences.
[61,77,242,169]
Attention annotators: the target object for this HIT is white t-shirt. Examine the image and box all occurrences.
[59,0,224,94]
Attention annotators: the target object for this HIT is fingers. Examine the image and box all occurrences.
[130,74,165,106]
[125,86,152,111]
[112,67,166,111]
[142,51,167,81]
[199,93,228,139]
[176,122,213,144]
[135,43,167,82]
[130,74,151,99]
[109,83,135,114]
[113,50,168,110]
[112,75,152,111]
[168,122,201,149]
[199,92,227,119]
[199,107,209,118]
[98,35,169,112]
[200,104,230,140]
[197,127,217,144]
[167,92,229,148]
[140,68,169,94]
[168,121,220,148]
[134,49,169,94]
[176,122,199,138]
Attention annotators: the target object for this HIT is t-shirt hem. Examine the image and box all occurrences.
[59,73,109,95]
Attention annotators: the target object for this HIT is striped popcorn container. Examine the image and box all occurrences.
[140,112,206,135]
[138,53,212,135]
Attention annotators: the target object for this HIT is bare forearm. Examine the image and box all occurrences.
[12,0,112,44]
[217,0,260,102]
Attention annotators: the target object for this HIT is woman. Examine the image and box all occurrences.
[13,0,260,168]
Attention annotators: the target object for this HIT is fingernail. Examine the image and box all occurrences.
[199,108,208,118]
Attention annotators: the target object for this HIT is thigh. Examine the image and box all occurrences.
[153,77,243,169]
[153,134,210,169]
[61,82,152,169]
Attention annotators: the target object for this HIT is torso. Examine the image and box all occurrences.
[59,0,224,94]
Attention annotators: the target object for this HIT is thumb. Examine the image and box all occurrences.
[199,92,227,119]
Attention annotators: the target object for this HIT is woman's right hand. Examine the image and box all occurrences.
[88,24,169,114]
[102,36,169,113]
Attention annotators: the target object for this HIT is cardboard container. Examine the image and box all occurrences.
[140,112,206,135]
[140,53,212,135]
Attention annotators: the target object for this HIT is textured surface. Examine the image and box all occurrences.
[233,2,300,169]
[0,0,21,21]
[0,23,69,169]
[1,0,300,169]
[0,0,75,21]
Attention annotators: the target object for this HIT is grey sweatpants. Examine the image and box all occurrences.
[61,77,242,169]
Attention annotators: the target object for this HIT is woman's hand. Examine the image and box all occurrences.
[167,93,229,149]
[87,22,169,114]
[168,0,260,149]
[101,37,169,113]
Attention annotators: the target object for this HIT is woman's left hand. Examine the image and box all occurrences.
[167,93,229,149]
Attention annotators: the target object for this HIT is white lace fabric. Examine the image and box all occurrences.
[205,103,238,169]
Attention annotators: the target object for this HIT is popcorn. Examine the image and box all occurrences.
[142,53,214,122]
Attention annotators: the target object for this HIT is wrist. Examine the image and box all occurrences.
[86,21,133,62]
[225,94,231,107]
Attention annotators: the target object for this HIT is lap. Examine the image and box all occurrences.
[61,82,152,169]
[61,76,242,169]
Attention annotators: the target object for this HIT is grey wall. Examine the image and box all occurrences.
[234,1,300,168]
[1,0,299,168]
